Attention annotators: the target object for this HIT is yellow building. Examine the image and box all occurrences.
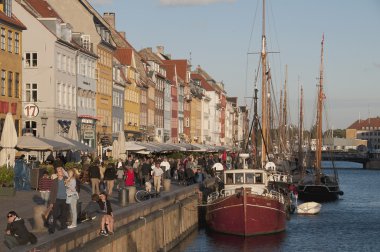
[114,48,141,140]
[96,45,114,139]
[0,2,26,136]
[190,95,202,143]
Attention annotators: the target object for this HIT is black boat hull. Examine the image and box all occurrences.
[297,184,343,202]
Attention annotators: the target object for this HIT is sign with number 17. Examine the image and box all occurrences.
[23,104,39,118]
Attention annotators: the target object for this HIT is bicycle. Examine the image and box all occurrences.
[135,188,158,203]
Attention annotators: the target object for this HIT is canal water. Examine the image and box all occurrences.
[173,162,380,252]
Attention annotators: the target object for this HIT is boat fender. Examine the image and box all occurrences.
[338,191,344,196]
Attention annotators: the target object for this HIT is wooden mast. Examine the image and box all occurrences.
[315,34,325,184]
[299,85,305,178]
[261,0,268,166]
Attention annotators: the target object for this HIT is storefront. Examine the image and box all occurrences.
[78,116,97,148]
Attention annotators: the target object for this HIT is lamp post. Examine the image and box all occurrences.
[41,112,48,137]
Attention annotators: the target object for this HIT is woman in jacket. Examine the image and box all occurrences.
[65,169,79,229]
[98,192,114,236]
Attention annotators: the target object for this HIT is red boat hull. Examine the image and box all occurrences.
[206,191,287,236]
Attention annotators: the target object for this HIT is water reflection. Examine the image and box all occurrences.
[175,228,286,252]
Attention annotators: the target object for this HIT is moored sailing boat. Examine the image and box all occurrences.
[297,35,343,202]
[205,0,289,236]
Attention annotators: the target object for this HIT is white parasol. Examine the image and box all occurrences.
[0,113,18,167]
[112,139,119,160]
[67,121,79,141]
[117,131,126,161]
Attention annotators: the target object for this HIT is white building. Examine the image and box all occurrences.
[14,1,77,139]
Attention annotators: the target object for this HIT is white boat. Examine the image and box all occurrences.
[297,201,321,215]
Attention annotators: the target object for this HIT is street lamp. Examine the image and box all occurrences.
[41,112,48,137]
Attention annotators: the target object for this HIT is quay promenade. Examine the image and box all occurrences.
[0,180,200,252]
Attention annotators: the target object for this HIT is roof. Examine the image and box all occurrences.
[165,59,188,82]
[139,48,163,64]
[347,117,380,130]
[0,11,27,30]
[114,48,133,66]
[163,63,176,84]
[191,73,214,91]
[24,0,62,20]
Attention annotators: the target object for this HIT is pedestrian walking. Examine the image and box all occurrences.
[104,163,116,196]
[88,162,101,195]
[152,161,164,195]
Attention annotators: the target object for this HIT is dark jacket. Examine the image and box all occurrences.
[103,167,116,180]
[141,163,151,176]
[88,164,101,179]
[48,177,66,205]
[6,218,37,245]
[83,201,102,218]
[98,199,113,215]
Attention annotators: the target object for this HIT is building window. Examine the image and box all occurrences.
[62,55,66,72]
[14,33,19,54]
[7,71,12,97]
[25,83,38,102]
[25,52,38,68]
[7,30,12,52]
[14,73,19,98]
[81,35,90,51]
[0,28,5,50]
[1,70,5,96]
[57,53,61,70]
[25,121,37,136]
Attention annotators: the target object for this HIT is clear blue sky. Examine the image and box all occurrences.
[90,0,380,130]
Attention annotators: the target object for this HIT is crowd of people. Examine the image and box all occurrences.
[4,151,228,249]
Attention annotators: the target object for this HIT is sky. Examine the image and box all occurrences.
[89,0,380,130]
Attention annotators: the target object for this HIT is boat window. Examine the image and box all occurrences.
[235,173,244,184]
[255,173,263,184]
[226,173,233,185]
[245,173,254,184]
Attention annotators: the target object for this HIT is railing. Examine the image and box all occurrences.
[217,187,285,204]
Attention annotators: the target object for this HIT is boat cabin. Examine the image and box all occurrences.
[223,169,268,196]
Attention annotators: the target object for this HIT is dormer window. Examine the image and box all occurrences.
[81,35,90,51]
[2,0,12,17]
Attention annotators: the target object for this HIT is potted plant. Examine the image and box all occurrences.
[0,165,15,196]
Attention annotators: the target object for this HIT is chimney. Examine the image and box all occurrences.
[119,31,126,39]
[103,12,115,29]
[156,46,164,54]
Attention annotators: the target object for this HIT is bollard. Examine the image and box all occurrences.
[163,179,171,191]
[118,188,128,207]
[127,186,136,203]
[33,205,47,232]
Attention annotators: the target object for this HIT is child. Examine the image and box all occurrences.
[38,170,53,206]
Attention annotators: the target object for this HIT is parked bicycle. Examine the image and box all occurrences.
[135,188,159,203]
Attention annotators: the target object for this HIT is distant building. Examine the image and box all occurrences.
[347,117,380,152]
[320,138,367,151]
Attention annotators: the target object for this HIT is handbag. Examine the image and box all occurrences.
[66,192,79,204]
